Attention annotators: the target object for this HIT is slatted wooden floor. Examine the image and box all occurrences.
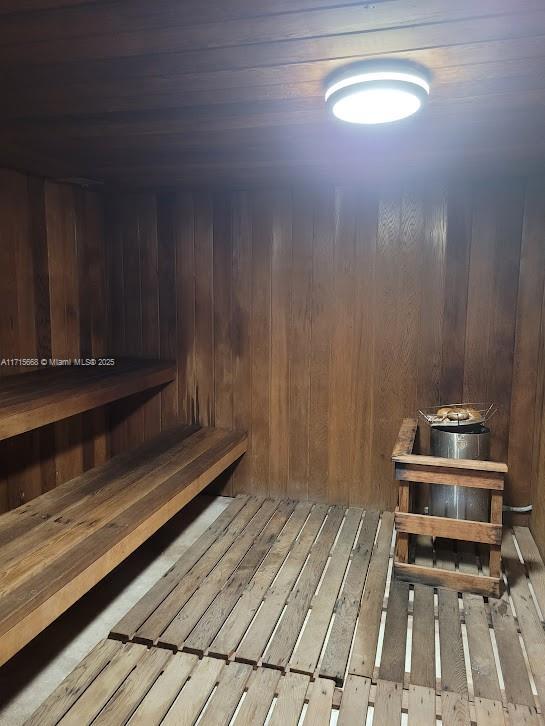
[27,496,545,725]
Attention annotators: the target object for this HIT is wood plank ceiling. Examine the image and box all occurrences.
[1,0,545,186]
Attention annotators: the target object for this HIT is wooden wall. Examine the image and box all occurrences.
[1,167,544,544]
[106,175,545,514]
[106,193,168,457]
[530,271,545,560]
[0,168,108,513]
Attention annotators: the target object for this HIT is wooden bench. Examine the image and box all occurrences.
[0,358,176,440]
[0,424,247,666]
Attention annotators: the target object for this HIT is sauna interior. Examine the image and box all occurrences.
[1,2,545,725]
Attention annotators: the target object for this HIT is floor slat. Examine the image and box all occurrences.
[410,584,435,689]
[234,503,329,665]
[110,495,249,640]
[289,507,361,676]
[26,499,545,726]
[232,667,281,726]
[183,500,297,654]
[502,531,545,714]
[262,506,345,670]
[319,509,379,683]
[134,498,268,645]
[129,652,198,726]
[267,672,309,726]
[209,500,313,658]
[337,674,370,726]
[348,511,394,679]
[408,684,436,726]
[374,679,403,726]
[198,662,252,726]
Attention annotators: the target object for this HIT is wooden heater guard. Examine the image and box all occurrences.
[392,418,506,598]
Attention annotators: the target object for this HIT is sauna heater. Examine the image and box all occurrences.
[419,403,497,522]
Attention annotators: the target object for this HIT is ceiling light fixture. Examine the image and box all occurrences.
[325,61,431,125]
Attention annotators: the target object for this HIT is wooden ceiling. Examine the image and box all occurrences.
[1,0,545,187]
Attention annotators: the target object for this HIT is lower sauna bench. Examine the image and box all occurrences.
[27,496,545,725]
[0,424,247,667]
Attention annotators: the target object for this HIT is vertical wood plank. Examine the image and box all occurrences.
[531,285,545,558]
[509,177,545,510]
[213,192,233,430]
[351,190,378,506]
[269,190,291,499]
[118,192,145,451]
[440,182,471,404]
[105,191,128,456]
[308,186,334,502]
[212,192,233,495]
[396,481,410,563]
[45,181,84,485]
[416,185,447,410]
[77,188,108,470]
[370,189,404,510]
[231,191,253,494]
[157,191,179,428]
[464,181,524,469]
[328,187,357,505]
[249,191,272,494]
[489,490,503,578]
[175,192,196,424]
[139,193,162,440]
[488,183,525,471]
[0,170,21,377]
[288,187,312,501]
[28,176,56,497]
[194,192,214,426]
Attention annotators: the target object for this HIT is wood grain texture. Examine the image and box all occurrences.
[508,178,545,509]
[529,180,545,558]
[337,674,370,726]
[395,511,502,545]
[0,360,175,441]
[106,176,544,509]
[0,425,247,666]
[394,562,501,598]
[2,2,545,186]
[0,169,109,512]
[396,463,504,489]
[502,531,545,713]
[392,419,418,458]
[408,685,436,726]
[438,587,468,697]
[26,515,545,725]
[0,166,543,514]
[410,584,435,689]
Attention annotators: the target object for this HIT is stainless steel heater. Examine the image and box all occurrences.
[419,403,497,522]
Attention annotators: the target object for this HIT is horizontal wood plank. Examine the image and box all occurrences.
[394,562,501,597]
[392,452,508,473]
[395,463,504,490]
[395,511,501,545]
[0,358,176,440]
[1,3,545,189]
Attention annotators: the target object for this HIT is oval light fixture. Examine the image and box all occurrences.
[325,61,431,124]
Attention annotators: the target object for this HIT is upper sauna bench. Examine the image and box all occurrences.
[0,358,176,440]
